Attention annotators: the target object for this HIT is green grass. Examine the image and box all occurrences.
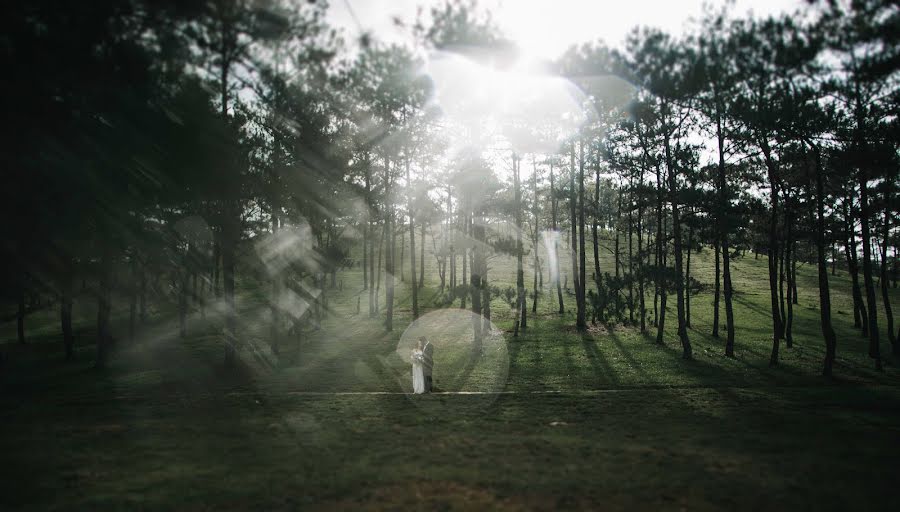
[2,234,899,510]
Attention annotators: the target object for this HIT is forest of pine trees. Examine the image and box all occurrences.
[1,0,897,379]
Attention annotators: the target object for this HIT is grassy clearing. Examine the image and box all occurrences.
[2,237,899,510]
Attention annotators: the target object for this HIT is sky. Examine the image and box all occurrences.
[327,0,807,61]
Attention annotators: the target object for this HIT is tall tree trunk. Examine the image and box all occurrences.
[655,161,667,345]
[420,220,426,290]
[715,97,735,356]
[637,180,646,333]
[513,154,525,336]
[628,181,635,325]
[363,163,370,291]
[859,171,881,369]
[713,238,720,338]
[592,163,601,292]
[664,119,690,359]
[812,148,837,376]
[785,225,794,348]
[407,157,419,319]
[551,162,564,314]
[569,144,582,328]
[685,224,692,329]
[577,141,587,331]
[385,159,395,332]
[881,183,897,354]
[471,211,485,351]
[761,141,784,366]
[844,197,867,332]
[532,156,539,315]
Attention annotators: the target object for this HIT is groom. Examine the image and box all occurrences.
[420,336,434,392]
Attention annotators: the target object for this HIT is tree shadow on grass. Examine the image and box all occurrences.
[580,332,620,387]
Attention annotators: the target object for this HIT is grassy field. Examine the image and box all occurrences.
[2,234,899,510]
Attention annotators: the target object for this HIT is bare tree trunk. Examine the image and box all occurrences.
[811,148,837,376]
[532,157,540,315]
[881,183,897,354]
[859,171,881,370]
[844,197,867,331]
[655,161,667,345]
[685,224,692,329]
[714,99,735,356]
[420,220,426,290]
[385,158,395,332]
[550,162,564,314]
[569,144,582,328]
[577,141,587,331]
[664,117,690,359]
[761,141,784,366]
[407,157,419,319]
[713,238,720,338]
[514,154,525,336]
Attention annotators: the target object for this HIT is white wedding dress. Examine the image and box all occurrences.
[411,349,425,394]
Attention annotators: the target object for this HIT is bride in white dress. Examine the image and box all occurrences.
[411,340,426,394]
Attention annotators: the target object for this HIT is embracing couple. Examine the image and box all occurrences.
[410,336,434,394]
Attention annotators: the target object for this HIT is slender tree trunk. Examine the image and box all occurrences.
[513,154,525,336]
[685,224,692,329]
[385,159,395,332]
[363,163,370,291]
[375,218,385,313]
[881,184,897,354]
[664,120,690,359]
[532,157,539,315]
[655,162,667,345]
[713,238,720,338]
[593,163,601,292]
[844,197,866,331]
[628,182,635,324]
[577,141,587,331]
[785,225,794,348]
[761,141,784,366]
[569,144,582,327]
[859,171,881,369]
[551,162,564,314]
[637,183,646,333]
[420,220,426,290]
[407,157,419,319]
[714,98,735,356]
[471,211,484,351]
[811,148,837,376]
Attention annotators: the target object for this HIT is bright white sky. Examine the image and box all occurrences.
[328,0,805,60]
